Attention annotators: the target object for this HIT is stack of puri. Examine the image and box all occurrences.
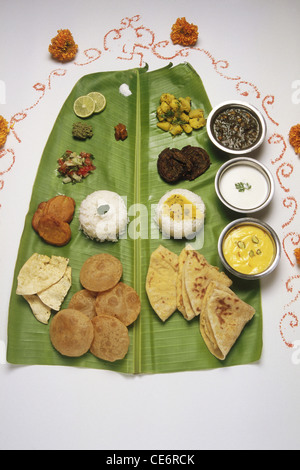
[49,254,141,363]
[146,245,255,361]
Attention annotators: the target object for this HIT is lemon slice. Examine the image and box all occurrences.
[73,96,95,118]
[87,92,106,113]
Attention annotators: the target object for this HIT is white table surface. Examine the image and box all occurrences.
[1,0,300,450]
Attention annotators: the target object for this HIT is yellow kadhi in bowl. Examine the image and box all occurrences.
[218,218,281,280]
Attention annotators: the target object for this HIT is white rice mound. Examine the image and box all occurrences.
[155,188,206,240]
[79,190,128,243]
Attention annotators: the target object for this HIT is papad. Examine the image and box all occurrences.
[16,254,69,296]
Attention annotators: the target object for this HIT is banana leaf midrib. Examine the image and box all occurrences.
[133,66,142,375]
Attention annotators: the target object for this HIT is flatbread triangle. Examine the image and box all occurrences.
[200,281,256,360]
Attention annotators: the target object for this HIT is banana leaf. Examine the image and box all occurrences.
[7,63,263,374]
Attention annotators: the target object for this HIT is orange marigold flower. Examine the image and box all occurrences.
[289,124,300,155]
[0,115,10,148]
[295,248,300,265]
[48,29,78,63]
[171,17,199,47]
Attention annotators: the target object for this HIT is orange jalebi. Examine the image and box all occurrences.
[48,29,78,63]
[170,17,198,47]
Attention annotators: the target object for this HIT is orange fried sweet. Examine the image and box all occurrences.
[44,195,75,223]
[32,195,75,246]
[37,214,72,247]
[32,202,47,232]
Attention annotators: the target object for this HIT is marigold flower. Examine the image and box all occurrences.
[295,248,300,265]
[289,124,300,155]
[0,115,10,148]
[48,29,78,63]
[170,17,199,47]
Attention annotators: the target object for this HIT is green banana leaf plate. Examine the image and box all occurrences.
[7,63,263,374]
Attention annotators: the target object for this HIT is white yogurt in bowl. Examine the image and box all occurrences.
[215,157,274,213]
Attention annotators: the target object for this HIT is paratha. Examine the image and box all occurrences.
[184,250,232,317]
[200,281,255,360]
[146,245,178,322]
[176,245,195,320]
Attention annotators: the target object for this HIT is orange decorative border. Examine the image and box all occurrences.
[1,15,299,351]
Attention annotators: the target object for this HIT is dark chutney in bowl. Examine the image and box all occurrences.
[213,107,260,150]
[207,101,266,155]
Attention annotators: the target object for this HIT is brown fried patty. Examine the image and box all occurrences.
[157,146,211,183]
[157,148,185,183]
[181,145,211,181]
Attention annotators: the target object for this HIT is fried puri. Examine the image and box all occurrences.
[80,254,123,293]
[95,282,141,326]
[90,315,130,362]
[49,308,94,357]
[68,289,97,320]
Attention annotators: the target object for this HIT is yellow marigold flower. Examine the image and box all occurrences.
[48,29,78,63]
[295,248,300,265]
[170,17,199,47]
[0,115,10,148]
[289,124,300,155]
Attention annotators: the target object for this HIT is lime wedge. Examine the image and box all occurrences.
[73,96,95,118]
[87,92,106,113]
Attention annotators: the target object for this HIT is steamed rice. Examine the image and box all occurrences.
[79,190,128,242]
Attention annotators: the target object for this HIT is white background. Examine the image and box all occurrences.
[1,0,300,450]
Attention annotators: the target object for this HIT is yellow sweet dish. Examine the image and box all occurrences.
[222,224,275,275]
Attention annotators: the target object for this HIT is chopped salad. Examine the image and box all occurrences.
[57,150,96,184]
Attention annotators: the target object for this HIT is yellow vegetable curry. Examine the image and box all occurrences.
[162,194,200,222]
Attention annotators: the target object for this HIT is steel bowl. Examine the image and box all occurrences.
[215,157,275,214]
[218,217,281,280]
[207,100,267,155]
